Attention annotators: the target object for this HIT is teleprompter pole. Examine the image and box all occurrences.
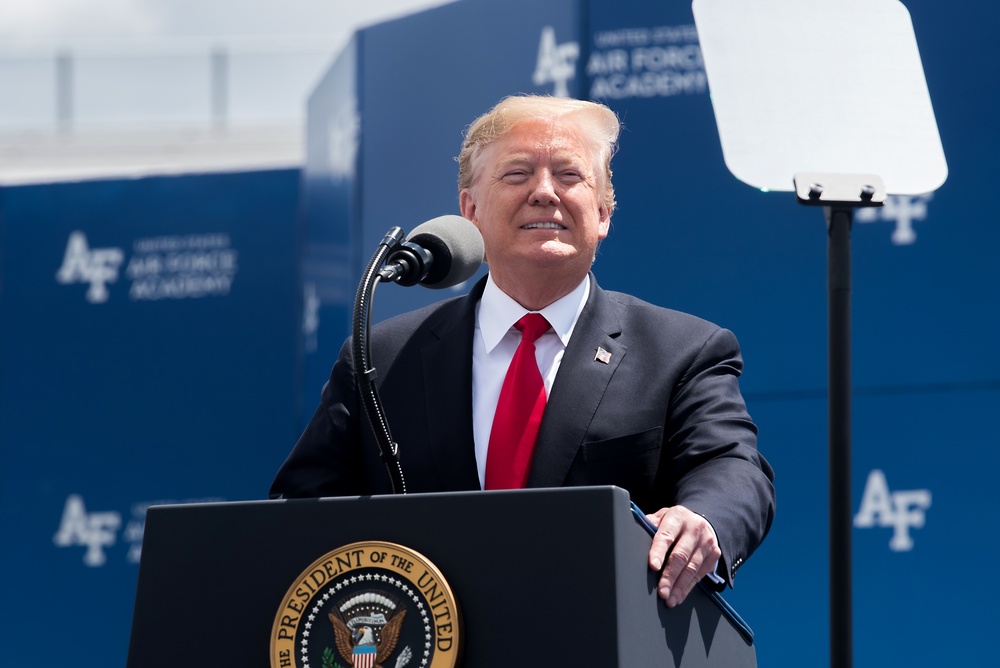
[827,205,852,668]
[795,173,884,668]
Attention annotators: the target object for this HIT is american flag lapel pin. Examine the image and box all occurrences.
[594,347,612,364]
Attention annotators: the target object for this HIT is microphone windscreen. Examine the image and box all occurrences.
[406,215,484,288]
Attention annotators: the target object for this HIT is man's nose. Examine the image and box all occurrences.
[529,171,559,205]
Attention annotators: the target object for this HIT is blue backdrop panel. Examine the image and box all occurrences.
[0,169,302,665]
[724,388,999,666]
[301,1,1000,667]
[300,34,362,422]
[847,389,998,666]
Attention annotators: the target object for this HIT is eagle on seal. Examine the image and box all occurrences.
[329,609,407,668]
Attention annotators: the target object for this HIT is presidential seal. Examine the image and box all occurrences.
[270,541,461,668]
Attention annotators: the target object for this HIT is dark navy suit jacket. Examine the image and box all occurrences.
[270,275,775,586]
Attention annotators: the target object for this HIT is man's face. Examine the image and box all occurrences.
[459,117,611,294]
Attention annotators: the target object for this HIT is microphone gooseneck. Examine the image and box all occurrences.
[354,215,483,494]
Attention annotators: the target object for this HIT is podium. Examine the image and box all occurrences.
[127,486,756,667]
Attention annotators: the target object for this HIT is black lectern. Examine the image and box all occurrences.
[127,486,756,667]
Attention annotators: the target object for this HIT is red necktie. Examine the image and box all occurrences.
[485,313,552,490]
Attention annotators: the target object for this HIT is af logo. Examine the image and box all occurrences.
[855,194,933,245]
[854,469,932,552]
[55,231,125,303]
[272,541,460,668]
[52,494,122,566]
[533,26,579,97]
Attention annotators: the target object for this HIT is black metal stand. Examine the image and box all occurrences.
[795,173,885,668]
[352,227,408,494]
[827,205,852,668]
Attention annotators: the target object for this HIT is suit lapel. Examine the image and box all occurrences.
[527,279,625,488]
[419,280,485,491]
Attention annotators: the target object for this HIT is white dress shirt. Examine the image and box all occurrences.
[471,273,590,488]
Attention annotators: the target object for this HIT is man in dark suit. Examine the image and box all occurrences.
[271,95,775,608]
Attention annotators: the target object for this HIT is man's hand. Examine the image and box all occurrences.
[646,506,721,607]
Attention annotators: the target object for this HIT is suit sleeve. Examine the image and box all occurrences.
[662,327,775,588]
[269,337,368,498]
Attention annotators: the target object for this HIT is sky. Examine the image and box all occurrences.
[0,0,453,51]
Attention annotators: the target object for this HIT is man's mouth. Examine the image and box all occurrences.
[522,221,565,230]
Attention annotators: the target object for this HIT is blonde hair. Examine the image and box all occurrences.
[457,95,620,213]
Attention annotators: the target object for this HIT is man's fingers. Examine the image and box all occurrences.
[648,511,680,570]
[647,507,722,607]
[657,532,699,604]
[662,545,706,607]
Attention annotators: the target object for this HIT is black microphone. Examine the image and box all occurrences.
[379,215,484,289]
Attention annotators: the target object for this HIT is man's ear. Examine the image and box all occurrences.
[598,203,611,239]
[459,189,477,224]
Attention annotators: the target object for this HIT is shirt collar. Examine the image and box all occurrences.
[477,273,591,353]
